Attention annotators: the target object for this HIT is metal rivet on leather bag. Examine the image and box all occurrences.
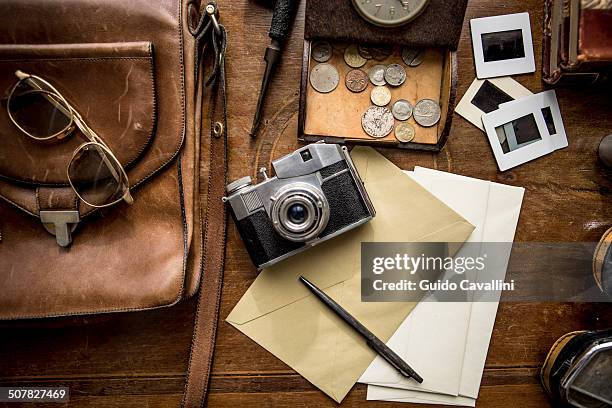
[206,3,221,35]
[213,121,224,138]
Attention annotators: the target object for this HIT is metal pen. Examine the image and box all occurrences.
[299,275,424,383]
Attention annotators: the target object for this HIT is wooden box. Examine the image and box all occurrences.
[298,0,468,151]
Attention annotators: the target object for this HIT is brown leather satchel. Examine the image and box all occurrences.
[0,0,227,406]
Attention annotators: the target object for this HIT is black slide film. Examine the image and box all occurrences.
[470,80,514,113]
[498,113,541,154]
[481,29,525,62]
[513,114,540,145]
[541,106,557,135]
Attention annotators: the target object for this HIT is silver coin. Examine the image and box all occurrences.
[391,99,413,121]
[312,41,332,63]
[370,86,392,106]
[344,44,367,68]
[309,63,339,93]
[401,47,425,67]
[368,64,387,86]
[395,123,416,143]
[384,64,406,87]
[362,106,394,138]
[413,99,441,127]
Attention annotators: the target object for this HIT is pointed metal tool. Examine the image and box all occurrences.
[249,0,299,138]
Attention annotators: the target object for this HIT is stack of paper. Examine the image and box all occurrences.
[226,148,475,403]
[359,167,525,406]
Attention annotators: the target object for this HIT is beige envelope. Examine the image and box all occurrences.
[226,147,475,403]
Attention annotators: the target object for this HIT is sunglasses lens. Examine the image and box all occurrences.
[8,81,72,140]
[68,144,129,207]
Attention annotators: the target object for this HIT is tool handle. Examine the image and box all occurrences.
[269,0,299,42]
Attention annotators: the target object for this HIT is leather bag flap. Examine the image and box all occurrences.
[0,0,187,219]
[0,42,156,185]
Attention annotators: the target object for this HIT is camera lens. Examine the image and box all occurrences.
[270,183,330,242]
[287,204,308,225]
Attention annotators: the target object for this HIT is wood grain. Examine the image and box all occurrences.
[1,0,612,407]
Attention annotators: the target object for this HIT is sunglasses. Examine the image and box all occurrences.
[5,70,133,208]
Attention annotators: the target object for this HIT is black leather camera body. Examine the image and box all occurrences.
[223,143,375,270]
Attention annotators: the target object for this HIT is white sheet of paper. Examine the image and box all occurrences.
[362,167,525,406]
[367,385,476,407]
[359,174,491,396]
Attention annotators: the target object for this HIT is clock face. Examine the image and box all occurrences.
[351,0,430,27]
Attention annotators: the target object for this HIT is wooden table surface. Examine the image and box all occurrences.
[1,0,612,407]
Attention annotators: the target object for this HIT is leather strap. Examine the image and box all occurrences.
[182,4,228,408]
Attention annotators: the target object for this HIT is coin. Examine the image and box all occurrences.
[312,41,332,63]
[344,44,367,68]
[345,69,368,93]
[368,64,387,86]
[413,99,441,127]
[358,44,374,60]
[370,86,392,106]
[309,63,339,93]
[370,45,393,61]
[391,99,413,121]
[410,51,425,67]
[384,64,406,87]
[395,123,416,143]
[401,47,425,67]
[362,106,394,138]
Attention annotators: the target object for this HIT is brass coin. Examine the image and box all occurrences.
[345,69,369,93]
[344,44,367,68]
[370,86,392,106]
[395,123,416,143]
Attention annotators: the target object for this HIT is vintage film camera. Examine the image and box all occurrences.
[223,143,375,269]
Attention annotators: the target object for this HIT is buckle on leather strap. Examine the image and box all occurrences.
[40,210,80,247]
